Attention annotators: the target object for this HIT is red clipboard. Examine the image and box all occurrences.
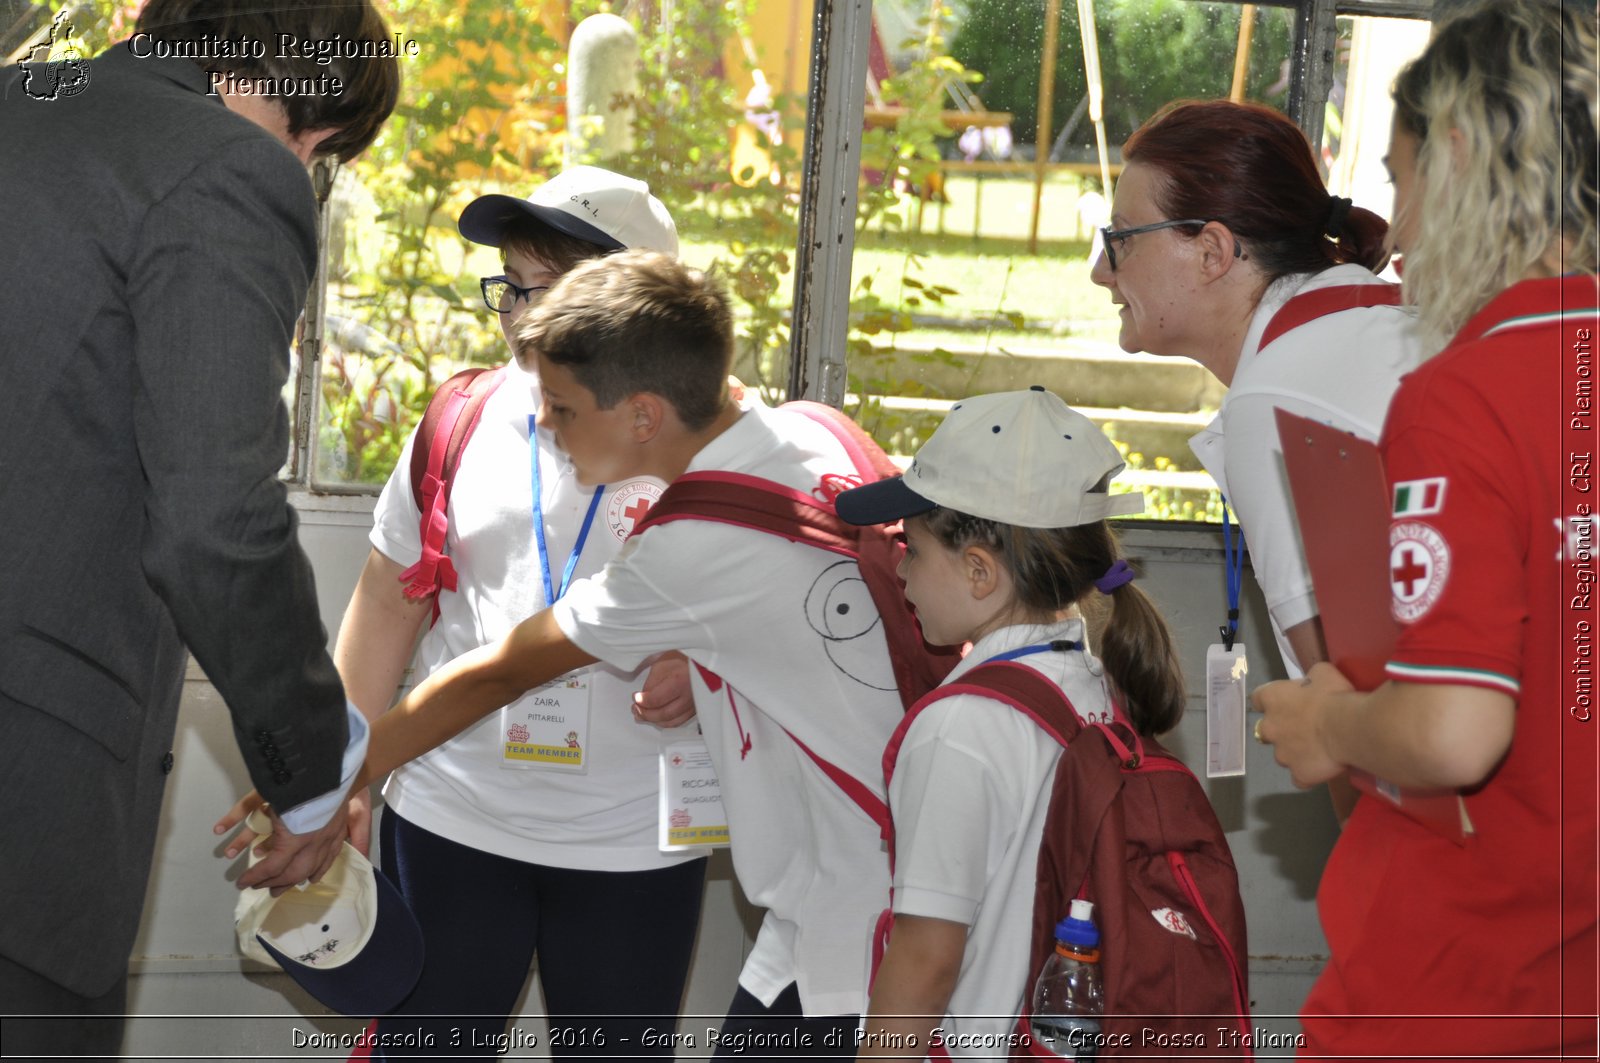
[1274,409,1468,843]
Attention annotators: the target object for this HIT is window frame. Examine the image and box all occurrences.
[286,0,1436,502]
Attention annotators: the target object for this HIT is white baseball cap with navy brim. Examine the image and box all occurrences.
[458,165,679,257]
[835,387,1145,528]
[233,809,424,1016]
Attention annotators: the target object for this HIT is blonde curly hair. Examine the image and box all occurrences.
[1392,0,1597,346]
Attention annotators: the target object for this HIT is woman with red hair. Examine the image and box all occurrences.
[1091,99,1422,682]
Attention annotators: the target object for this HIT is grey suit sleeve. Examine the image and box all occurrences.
[128,135,348,810]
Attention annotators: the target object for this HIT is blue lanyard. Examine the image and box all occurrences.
[529,414,603,604]
[1220,497,1242,651]
[985,639,1082,664]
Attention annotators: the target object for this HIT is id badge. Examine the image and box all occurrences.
[499,671,591,773]
[659,739,730,851]
[1205,643,1248,778]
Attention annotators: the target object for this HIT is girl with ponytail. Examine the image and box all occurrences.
[834,388,1188,1054]
[1091,99,1425,692]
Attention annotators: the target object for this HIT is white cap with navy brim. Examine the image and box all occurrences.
[458,165,679,257]
[835,387,1145,528]
[233,809,424,1017]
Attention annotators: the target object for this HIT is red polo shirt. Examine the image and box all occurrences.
[1302,275,1600,1058]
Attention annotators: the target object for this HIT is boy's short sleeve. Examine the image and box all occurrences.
[551,523,720,673]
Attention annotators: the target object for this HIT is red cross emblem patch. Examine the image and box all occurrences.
[606,479,665,543]
[1389,520,1451,622]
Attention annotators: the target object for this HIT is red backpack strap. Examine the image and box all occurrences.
[632,472,859,557]
[399,366,505,617]
[882,662,1096,853]
[1259,282,1401,350]
[785,400,903,482]
[874,663,1091,996]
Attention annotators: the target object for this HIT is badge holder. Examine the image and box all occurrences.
[498,415,603,774]
[500,673,592,773]
[658,737,730,851]
[1206,501,1248,778]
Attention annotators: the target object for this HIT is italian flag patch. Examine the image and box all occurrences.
[1392,477,1446,517]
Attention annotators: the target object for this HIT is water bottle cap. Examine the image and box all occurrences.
[1054,899,1099,949]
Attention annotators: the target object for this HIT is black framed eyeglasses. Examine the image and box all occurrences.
[480,275,550,314]
[1098,218,1212,271]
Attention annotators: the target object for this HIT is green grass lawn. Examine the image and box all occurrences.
[678,172,1123,342]
[427,173,1221,518]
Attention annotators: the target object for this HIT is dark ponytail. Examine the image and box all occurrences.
[1096,576,1185,736]
[922,510,1185,736]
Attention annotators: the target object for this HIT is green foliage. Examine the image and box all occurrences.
[324,1,564,483]
[858,4,977,231]
[950,0,1295,157]
[55,0,1221,519]
[596,0,805,405]
[847,5,991,443]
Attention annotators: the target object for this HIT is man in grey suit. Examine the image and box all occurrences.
[0,1,400,1055]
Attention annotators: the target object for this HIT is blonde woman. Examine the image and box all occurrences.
[1255,2,1598,1055]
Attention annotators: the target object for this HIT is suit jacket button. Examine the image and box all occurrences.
[160,752,174,775]
[272,771,292,785]
[256,731,271,743]
[262,743,280,758]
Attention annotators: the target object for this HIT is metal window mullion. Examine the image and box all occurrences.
[1287,0,1340,149]
[787,0,875,407]
[289,157,339,486]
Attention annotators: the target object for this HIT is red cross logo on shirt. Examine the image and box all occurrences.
[606,480,664,542]
[623,497,653,530]
[1391,548,1429,597]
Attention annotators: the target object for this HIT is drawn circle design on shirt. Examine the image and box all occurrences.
[804,560,897,691]
[1389,520,1451,622]
[605,479,664,543]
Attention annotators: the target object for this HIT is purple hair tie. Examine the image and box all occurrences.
[1095,559,1135,594]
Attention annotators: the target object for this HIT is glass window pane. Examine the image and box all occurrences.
[310,0,810,489]
[840,0,1422,522]
[843,0,1313,522]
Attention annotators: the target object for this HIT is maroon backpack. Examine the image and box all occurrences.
[398,366,506,619]
[630,400,961,830]
[879,661,1252,1058]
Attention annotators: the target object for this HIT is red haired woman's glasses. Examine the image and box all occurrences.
[1098,218,1210,271]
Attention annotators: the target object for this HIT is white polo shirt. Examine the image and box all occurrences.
[1188,264,1424,674]
[551,402,906,1018]
[370,354,698,872]
[889,619,1107,1056]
